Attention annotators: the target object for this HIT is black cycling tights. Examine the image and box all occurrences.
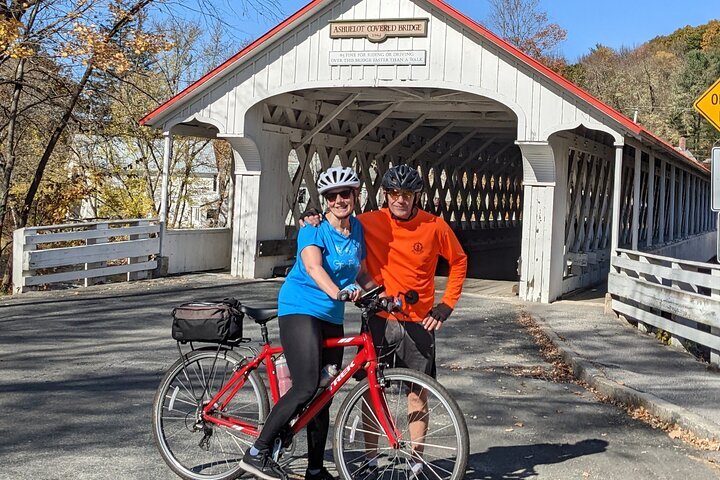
[254,314,344,469]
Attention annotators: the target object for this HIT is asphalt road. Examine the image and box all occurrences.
[1,274,718,479]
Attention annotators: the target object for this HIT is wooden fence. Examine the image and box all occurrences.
[609,248,720,365]
[13,219,160,294]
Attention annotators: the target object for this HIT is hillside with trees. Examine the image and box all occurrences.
[486,1,720,159]
[564,21,720,159]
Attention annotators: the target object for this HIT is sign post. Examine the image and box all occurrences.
[713,147,720,212]
[714,147,720,260]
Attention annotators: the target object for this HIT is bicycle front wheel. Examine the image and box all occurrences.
[333,368,469,480]
[152,348,269,480]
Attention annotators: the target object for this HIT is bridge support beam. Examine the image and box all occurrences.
[228,106,292,278]
[517,139,568,303]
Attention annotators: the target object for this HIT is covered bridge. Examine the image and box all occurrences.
[140,0,716,303]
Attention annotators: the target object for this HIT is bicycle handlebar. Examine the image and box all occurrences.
[344,285,419,316]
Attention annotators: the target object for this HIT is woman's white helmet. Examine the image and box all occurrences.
[317,166,361,194]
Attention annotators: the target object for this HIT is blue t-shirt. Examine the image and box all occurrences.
[278,216,366,324]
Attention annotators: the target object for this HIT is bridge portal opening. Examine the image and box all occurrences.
[259,87,522,281]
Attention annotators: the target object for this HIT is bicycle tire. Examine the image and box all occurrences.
[152,348,270,480]
[333,368,469,480]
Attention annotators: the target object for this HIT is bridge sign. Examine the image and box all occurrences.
[694,77,720,132]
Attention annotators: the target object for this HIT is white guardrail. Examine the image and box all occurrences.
[12,219,160,294]
[609,248,720,365]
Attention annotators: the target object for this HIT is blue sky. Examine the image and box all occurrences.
[230,0,715,63]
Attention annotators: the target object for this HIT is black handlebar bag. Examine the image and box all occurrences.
[171,301,243,344]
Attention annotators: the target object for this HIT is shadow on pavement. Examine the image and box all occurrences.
[464,438,608,479]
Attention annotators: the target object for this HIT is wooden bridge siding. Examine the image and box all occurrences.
[158,0,608,146]
[561,137,614,294]
[258,94,524,236]
[617,142,716,257]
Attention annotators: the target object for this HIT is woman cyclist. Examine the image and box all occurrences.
[240,166,378,480]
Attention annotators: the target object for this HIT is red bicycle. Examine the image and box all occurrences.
[152,286,469,480]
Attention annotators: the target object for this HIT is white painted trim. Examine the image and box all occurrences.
[631,146,642,250]
[233,80,527,140]
[646,152,655,247]
[610,145,624,255]
[542,120,623,144]
[159,133,172,225]
[523,181,556,187]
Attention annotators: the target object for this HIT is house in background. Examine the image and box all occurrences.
[69,134,230,229]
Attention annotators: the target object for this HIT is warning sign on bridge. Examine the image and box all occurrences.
[694,77,720,132]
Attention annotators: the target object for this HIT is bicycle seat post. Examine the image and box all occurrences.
[260,324,271,345]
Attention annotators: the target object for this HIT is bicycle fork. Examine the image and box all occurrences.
[367,369,403,450]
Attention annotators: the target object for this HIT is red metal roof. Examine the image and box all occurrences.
[140,0,708,173]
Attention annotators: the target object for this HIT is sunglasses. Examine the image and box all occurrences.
[386,189,415,200]
[323,189,353,201]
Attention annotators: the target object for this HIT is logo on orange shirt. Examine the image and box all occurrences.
[412,242,424,254]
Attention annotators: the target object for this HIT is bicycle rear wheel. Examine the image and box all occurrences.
[333,368,469,480]
[152,348,269,480]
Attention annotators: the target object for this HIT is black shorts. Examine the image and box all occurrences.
[368,315,436,378]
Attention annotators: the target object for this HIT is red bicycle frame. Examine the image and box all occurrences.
[200,330,402,448]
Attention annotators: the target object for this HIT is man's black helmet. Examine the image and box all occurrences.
[381,165,424,192]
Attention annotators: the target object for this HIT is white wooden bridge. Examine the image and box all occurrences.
[13,0,720,361]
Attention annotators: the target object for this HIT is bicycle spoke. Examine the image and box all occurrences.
[334,369,468,480]
[153,350,268,480]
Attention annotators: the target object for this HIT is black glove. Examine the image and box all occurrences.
[300,207,321,220]
[428,302,453,322]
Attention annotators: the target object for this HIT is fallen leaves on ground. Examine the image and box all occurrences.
[518,310,720,452]
[517,312,574,383]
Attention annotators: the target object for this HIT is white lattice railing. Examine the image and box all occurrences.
[12,219,160,294]
[609,248,720,365]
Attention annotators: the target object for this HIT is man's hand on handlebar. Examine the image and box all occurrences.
[378,296,402,313]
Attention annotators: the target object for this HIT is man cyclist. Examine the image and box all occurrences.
[303,164,467,478]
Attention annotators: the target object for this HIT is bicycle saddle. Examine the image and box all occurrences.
[240,304,278,324]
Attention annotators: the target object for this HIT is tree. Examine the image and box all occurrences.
[485,0,567,70]
[670,48,720,155]
[0,0,278,291]
[73,18,235,227]
[570,21,720,160]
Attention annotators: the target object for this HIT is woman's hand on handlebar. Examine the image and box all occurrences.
[337,285,362,302]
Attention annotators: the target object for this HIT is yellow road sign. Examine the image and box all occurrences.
[694,77,720,132]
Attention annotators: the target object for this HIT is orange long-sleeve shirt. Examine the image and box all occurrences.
[358,208,467,321]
